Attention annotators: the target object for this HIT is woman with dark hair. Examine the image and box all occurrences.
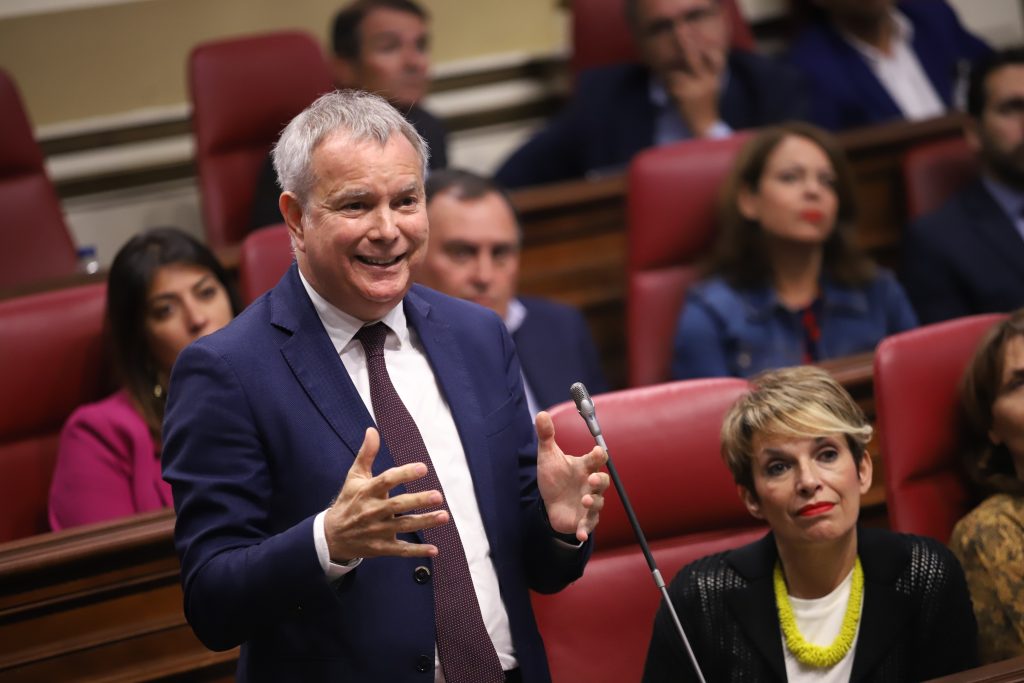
[48,228,238,530]
[949,309,1024,663]
[671,122,917,379]
[644,366,977,682]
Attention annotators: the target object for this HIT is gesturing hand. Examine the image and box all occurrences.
[324,427,449,563]
[535,411,610,543]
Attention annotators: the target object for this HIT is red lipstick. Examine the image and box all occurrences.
[797,502,834,517]
[800,209,825,223]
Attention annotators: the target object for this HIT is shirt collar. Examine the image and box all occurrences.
[297,268,410,355]
[837,7,913,65]
[741,276,870,319]
[504,297,527,335]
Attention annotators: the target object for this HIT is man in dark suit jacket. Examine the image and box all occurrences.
[416,170,609,413]
[163,90,609,682]
[787,0,990,132]
[903,48,1024,323]
[494,0,808,189]
[249,0,448,230]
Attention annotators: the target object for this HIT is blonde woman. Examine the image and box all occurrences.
[644,366,977,681]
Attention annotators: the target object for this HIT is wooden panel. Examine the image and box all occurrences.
[0,510,237,682]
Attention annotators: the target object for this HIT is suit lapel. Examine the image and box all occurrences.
[725,535,787,682]
[850,528,913,682]
[271,265,395,477]
[824,24,903,123]
[967,182,1024,278]
[404,290,501,536]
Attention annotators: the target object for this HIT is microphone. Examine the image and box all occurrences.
[569,382,706,683]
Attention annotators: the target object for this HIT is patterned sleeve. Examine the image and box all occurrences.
[949,496,1024,663]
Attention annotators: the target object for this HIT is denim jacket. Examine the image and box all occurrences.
[671,270,918,379]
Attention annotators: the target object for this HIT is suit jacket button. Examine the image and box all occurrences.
[414,566,431,584]
[416,654,432,673]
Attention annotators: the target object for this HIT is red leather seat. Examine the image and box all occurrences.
[874,313,1006,543]
[189,31,333,249]
[0,69,77,289]
[571,0,755,80]
[626,133,751,387]
[238,224,294,305]
[902,137,977,221]
[532,378,766,682]
[0,283,110,541]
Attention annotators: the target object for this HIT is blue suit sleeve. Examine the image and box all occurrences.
[670,294,732,380]
[497,321,593,592]
[901,216,971,324]
[879,270,919,334]
[162,342,334,651]
[494,112,586,189]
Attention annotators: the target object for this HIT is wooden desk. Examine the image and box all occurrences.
[928,655,1024,683]
[0,510,235,682]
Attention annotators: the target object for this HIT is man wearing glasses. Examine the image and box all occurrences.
[495,0,808,189]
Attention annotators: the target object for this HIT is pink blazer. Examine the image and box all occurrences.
[48,390,173,531]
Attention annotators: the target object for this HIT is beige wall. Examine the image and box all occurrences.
[0,0,567,129]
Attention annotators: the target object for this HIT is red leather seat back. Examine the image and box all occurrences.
[626,133,751,386]
[902,137,977,221]
[547,377,755,550]
[874,313,1006,543]
[189,31,333,249]
[532,527,765,682]
[570,0,755,80]
[238,224,294,305]
[536,377,765,682]
[0,69,77,289]
[0,283,109,541]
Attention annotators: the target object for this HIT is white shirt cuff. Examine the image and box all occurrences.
[314,509,362,580]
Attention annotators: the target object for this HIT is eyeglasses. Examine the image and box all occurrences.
[641,2,723,40]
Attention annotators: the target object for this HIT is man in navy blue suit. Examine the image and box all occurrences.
[494,0,808,189]
[903,48,1024,324]
[163,90,609,682]
[416,169,609,414]
[787,0,990,132]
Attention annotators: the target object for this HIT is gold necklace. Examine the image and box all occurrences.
[773,557,864,668]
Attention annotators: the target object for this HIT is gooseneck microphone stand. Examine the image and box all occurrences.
[570,382,707,683]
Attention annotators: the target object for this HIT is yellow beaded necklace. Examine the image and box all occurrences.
[773,557,864,668]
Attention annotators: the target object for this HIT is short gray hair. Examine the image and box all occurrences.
[272,89,429,202]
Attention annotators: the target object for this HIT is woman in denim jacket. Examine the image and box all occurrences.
[671,122,917,379]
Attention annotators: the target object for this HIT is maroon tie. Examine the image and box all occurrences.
[354,323,505,683]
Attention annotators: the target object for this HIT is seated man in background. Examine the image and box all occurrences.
[416,169,608,413]
[903,48,1024,324]
[250,0,448,229]
[788,0,990,131]
[494,0,807,189]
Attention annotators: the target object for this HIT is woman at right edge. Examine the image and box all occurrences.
[642,366,977,681]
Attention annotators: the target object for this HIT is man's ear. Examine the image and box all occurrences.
[332,56,358,89]
[738,484,764,520]
[964,117,983,154]
[280,192,306,253]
